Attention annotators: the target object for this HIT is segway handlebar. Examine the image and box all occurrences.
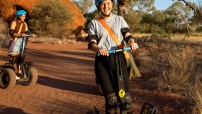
[26,34,31,37]
[18,34,36,38]
[97,47,131,56]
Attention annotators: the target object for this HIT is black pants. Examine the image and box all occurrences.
[95,52,129,97]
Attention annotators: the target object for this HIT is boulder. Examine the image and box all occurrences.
[0,0,85,31]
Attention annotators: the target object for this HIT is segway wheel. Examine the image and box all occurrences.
[140,102,158,114]
[0,68,16,89]
[26,66,38,86]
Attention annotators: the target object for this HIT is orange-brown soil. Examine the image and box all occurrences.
[0,41,185,114]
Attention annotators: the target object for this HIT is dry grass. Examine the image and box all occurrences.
[148,48,198,92]
[170,33,202,43]
[28,36,77,44]
[161,51,195,92]
[147,44,202,114]
[189,83,202,114]
[133,33,202,114]
[133,33,202,43]
[133,33,151,39]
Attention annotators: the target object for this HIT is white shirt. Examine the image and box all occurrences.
[88,13,129,50]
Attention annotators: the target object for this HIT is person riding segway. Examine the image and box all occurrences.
[0,10,38,89]
[88,0,139,113]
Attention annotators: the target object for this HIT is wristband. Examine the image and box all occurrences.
[88,39,97,50]
[124,35,134,43]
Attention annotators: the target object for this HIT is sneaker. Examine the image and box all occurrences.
[16,75,20,80]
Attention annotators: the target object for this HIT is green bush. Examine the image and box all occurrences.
[125,11,142,33]
[196,26,202,32]
[152,10,166,25]
[164,22,175,33]
[139,23,150,33]
[150,24,169,40]
[28,0,73,37]
[83,10,99,32]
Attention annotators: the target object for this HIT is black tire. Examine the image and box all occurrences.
[26,66,38,86]
[0,68,16,89]
[140,102,158,114]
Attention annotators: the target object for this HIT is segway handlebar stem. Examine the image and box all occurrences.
[26,35,31,37]
[18,35,32,38]
[97,47,131,56]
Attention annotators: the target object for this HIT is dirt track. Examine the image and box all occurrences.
[0,42,184,114]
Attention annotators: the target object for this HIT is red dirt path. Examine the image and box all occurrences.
[0,42,184,114]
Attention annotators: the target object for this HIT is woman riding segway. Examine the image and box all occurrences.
[88,0,139,113]
[8,10,30,79]
[0,10,38,89]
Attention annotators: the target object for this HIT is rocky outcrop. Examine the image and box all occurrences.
[0,0,85,32]
[0,17,8,34]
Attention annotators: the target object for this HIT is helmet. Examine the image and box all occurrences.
[95,0,103,8]
[95,0,114,9]
[16,10,27,17]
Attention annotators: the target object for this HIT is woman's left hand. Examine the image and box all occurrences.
[128,38,138,51]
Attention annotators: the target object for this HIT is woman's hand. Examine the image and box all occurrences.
[98,48,109,56]
[127,38,138,51]
[21,33,27,37]
[91,44,109,56]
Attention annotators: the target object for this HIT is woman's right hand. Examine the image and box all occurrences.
[98,48,109,56]
[91,44,109,56]
[21,33,27,37]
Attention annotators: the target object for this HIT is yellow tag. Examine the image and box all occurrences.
[119,89,125,98]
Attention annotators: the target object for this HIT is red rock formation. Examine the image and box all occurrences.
[62,0,85,30]
[0,0,85,32]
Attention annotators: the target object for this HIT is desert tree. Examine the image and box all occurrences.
[72,0,94,14]
[165,1,193,36]
[29,0,73,37]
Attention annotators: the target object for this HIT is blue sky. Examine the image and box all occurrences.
[154,0,200,10]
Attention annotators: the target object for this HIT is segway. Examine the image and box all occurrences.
[140,102,158,114]
[0,35,38,89]
[96,47,132,95]
[96,47,132,114]
[96,47,158,114]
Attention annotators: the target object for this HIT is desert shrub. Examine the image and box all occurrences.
[139,23,150,33]
[160,51,198,93]
[0,17,9,47]
[188,82,202,114]
[83,10,99,31]
[152,10,166,25]
[150,24,170,41]
[196,25,202,32]
[150,44,202,114]
[125,11,142,33]
[28,0,73,37]
[147,43,201,91]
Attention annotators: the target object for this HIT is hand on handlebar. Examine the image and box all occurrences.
[97,47,131,56]
[128,38,138,51]
[21,33,27,37]
[98,48,109,56]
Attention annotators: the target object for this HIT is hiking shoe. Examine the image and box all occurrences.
[16,75,20,80]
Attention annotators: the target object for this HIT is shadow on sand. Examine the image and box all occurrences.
[0,105,28,114]
[37,75,100,95]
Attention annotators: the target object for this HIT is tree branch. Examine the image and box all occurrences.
[173,0,202,22]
